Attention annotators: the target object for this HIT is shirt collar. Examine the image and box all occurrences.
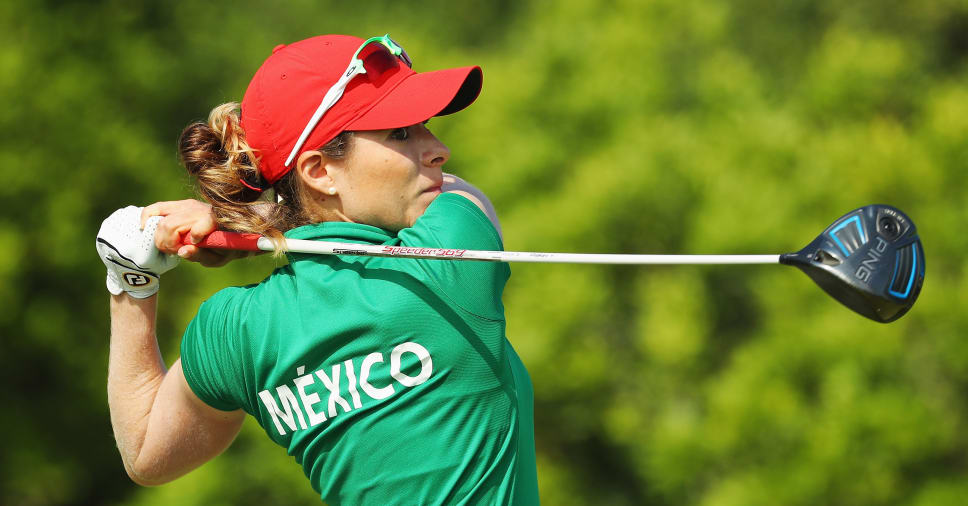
[284,221,395,245]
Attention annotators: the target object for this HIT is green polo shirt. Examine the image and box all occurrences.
[180,193,539,505]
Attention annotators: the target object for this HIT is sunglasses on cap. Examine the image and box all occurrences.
[284,34,413,167]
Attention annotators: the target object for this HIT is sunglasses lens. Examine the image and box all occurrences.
[357,44,403,82]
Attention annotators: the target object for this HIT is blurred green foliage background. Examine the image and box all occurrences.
[2,0,966,504]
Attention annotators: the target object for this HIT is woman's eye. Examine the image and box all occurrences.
[389,127,410,141]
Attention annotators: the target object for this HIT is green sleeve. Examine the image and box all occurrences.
[398,192,511,320]
[180,287,249,412]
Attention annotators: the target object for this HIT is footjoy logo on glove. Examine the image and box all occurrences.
[123,273,151,287]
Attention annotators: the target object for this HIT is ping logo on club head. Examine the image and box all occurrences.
[855,236,890,283]
[123,272,151,287]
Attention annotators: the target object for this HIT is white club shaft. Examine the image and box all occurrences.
[257,237,781,265]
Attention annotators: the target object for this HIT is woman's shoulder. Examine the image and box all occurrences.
[403,192,504,252]
[396,193,510,321]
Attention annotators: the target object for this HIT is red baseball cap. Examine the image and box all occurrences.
[240,34,482,185]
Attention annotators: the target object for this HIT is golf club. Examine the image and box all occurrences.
[190,204,925,323]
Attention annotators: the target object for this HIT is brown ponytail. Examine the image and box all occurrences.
[178,102,351,252]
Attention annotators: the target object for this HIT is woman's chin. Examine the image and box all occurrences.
[406,192,441,227]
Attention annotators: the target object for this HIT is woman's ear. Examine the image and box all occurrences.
[295,150,340,196]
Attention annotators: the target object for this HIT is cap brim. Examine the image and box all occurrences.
[346,66,482,131]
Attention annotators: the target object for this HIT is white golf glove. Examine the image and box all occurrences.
[95,206,180,298]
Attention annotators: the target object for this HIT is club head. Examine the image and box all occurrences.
[780,204,925,323]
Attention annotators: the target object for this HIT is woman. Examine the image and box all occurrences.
[96,34,539,504]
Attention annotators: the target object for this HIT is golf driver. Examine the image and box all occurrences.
[190,204,924,323]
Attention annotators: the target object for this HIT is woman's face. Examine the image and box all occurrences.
[332,122,450,231]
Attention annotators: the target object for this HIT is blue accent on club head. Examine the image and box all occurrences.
[829,215,867,257]
[888,245,918,299]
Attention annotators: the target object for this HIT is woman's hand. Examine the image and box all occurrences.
[140,200,246,267]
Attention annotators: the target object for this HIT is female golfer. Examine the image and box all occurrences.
[96,34,539,504]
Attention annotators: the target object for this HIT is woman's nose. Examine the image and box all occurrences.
[421,129,450,167]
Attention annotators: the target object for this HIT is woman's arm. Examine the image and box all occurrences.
[442,173,503,240]
[108,293,244,485]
